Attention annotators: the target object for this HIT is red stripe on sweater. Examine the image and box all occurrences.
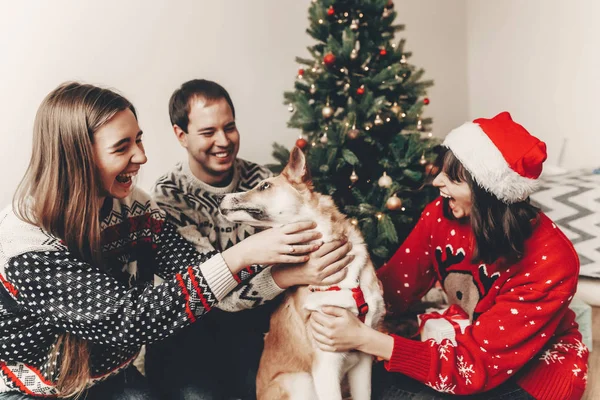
[24,365,54,386]
[0,362,54,397]
[233,273,242,284]
[176,273,196,323]
[187,267,211,312]
[0,274,18,297]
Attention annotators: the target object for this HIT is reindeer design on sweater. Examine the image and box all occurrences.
[435,244,500,321]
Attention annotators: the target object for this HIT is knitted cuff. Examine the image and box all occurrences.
[256,267,286,300]
[199,254,238,301]
[384,334,432,382]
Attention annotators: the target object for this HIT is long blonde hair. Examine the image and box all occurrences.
[13,82,135,398]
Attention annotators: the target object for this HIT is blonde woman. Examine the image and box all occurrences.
[0,82,347,399]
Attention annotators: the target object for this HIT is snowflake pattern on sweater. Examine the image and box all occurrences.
[152,159,283,311]
[378,198,589,400]
[0,188,260,396]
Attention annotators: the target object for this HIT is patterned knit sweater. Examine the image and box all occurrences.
[0,188,265,396]
[152,158,283,312]
[378,198,589,400]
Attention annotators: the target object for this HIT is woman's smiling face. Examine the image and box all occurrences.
[92,109,147,200]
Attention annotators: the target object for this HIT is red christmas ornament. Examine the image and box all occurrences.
[327,6,335,16]
[379,48,387,56]
[323,53,336,67]
[295,138,308,149]
[423,98,430,105]
[356,86,365,95]
[298,69,305,76]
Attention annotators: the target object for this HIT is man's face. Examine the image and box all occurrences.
[175,97,240,185]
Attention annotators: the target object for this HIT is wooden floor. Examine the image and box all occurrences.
[582,306,599,400]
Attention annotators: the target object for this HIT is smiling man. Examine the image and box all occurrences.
[147,79,279,399]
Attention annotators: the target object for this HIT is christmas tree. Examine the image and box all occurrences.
[270,0,440,267]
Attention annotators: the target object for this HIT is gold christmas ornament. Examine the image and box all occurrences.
[350,170,359,183]
[378,172,393,188]
[375,212,383,220]
[419,153,427,165]
[287,103,294,112]
[390,102,402,115]
[417,119,423,131]
[400,55,407,64]
[386,194,402,210]
[347,124,360,139]
[350,19,359,31]
[350,217,358,226]
[364,122,373,131]
[322,104,334,119]
[374,114,384,125]
[320,133,329,144]
[310,84,317,94]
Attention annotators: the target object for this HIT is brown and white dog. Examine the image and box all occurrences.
[219,147,385,400]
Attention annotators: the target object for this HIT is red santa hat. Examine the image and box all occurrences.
[442,112,547,204]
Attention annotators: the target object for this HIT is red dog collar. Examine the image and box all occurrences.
[311,285,369,323]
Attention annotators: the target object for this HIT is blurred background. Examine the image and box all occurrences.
[2,0,598,206]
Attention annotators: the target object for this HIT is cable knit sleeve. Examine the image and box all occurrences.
[4,246,222,347]
[384,231,586,397]
[377,200,438,313]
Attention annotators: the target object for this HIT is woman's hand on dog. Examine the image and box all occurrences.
[310,306,366,352]
[222,221,323,274]
[271,239,353,289]
[310,306,394,360]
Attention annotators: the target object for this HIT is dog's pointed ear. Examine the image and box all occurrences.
[282,146,312,185]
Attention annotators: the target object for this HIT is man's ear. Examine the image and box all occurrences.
[173,124,188,149]
[282,146,311,185]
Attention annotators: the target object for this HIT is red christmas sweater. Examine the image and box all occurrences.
[378,198,588,399]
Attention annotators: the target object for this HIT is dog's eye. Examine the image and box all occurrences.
[258,182,271,191]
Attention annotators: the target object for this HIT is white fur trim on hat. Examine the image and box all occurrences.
[442,122,539,203]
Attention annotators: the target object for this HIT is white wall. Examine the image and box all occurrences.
[466,0,600,169]
[0,0,468,207]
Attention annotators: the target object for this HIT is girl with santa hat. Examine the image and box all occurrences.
[310,112,588,399]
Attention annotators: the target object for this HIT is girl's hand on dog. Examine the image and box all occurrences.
[310,306,395,359]
[222,221,322,274]
[272,239,353,289]
[310,306,366,352]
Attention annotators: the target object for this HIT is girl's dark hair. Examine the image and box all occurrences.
[438,149,540,265]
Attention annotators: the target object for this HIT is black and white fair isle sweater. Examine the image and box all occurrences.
[0,188,280,396]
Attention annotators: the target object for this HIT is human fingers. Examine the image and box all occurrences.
[280,221,316,234]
